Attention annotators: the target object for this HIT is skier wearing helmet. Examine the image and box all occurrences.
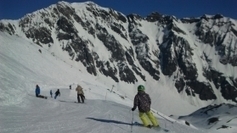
[131,85,159,128]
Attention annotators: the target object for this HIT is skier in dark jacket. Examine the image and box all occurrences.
[54,89,60,99]
[35,85,40,97]
[50,90,53,98]
[131,85,158,128]
[35,85,47,99]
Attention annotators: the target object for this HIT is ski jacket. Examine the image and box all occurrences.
[132,91,151,112]
[35,86,40,95]
[55,90,60,96]
[76,85,84,94]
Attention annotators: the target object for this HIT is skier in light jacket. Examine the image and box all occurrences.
[75,85,85,103]
[131,85,158,128]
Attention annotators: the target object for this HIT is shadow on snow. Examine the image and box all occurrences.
[86,117,132,126]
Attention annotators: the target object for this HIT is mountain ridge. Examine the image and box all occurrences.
[1,1,237,111]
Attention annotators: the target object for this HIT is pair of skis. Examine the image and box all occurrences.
[132,121,169,132]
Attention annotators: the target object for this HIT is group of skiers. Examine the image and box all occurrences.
[35,85,61,99]
[35,84,85,103]
[35,84,158,128]
[49,89,61,99]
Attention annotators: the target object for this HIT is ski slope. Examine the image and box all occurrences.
[0,32,229,133]
[0,88,203,133]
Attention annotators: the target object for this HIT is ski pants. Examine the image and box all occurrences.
[139,111,158,127]
[77,94,85,103]
[54,94,59,99]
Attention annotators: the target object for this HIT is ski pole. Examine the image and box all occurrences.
[130,111,134,133]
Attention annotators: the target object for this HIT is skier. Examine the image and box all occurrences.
[131,85,158,128]
[54,89,60,99]
[35,85,47,99]
[69,85,71,90]
[75,85,85,103]
[50,90,53,98]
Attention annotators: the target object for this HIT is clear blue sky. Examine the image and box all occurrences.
[0,0,237,20]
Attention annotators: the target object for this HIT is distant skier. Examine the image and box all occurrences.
[75,85,85,103]
[131,85,158,128]
[50,90,53,98]
[35,85,47,99]
[69,85,71,90]
[54,89,60,99]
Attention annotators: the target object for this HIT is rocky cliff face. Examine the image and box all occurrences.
[1,1,237,104]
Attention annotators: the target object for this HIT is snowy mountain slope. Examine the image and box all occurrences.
[0,30,197,115]
[179,104,237,133]
[1,0,237,116]
[0,32,116,106]
[0,32,208,133]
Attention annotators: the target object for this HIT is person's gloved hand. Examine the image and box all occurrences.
[131,107,135,111]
